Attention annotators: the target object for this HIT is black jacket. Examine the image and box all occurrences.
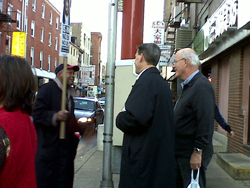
[174,72,215,159]
[116,67,175,188]
[32,80,79,188]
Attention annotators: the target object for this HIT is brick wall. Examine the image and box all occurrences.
[208,47,250,156]
[211,60,219,130]
[227,49,244,153]
[26,0,60,72]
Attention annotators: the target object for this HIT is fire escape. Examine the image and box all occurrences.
[0,0,17,54]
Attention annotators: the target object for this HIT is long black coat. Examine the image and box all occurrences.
[116,67,175,188]
[32,80,79,188]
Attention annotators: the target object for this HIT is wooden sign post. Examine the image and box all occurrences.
[59,57,68,139]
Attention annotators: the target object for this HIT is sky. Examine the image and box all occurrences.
[50,0,164,62]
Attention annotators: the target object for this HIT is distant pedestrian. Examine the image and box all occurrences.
[32,63,80,188]
[215,104,235,138]
[116,43,175,188]
[173,48,215,188]
[0,55,37,187]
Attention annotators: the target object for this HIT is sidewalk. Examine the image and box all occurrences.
[73,146,119,188]
[73,147,250,188]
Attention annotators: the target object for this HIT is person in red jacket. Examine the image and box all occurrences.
[0,55,38,187]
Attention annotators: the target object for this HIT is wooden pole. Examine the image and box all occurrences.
[60,57,68,139]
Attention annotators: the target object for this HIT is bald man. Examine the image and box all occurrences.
[173,48,215,188]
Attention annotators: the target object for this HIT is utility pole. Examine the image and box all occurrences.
[100,0,118,188]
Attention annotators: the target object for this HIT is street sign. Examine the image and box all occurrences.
[59,0,71,57]
[11,32,26,58]
[152,21,165,45]
[159,45,171,66]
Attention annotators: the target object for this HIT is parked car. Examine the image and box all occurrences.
[74,97,104,132]
[98,97,105,107]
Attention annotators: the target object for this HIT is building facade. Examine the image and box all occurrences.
[0,0,60,85]
[71,22,91,67]
[164,0,250,156]
[90,32,102,86]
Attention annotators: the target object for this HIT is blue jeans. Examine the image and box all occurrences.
[175,156,212,188]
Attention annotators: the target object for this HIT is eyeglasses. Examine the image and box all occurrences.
[172,58,185,65]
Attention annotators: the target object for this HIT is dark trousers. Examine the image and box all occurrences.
[175,157,211,188]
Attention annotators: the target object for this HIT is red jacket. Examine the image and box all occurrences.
[0,107,37,188]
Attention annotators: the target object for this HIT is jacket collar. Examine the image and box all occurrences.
[182,71,203,89]
[138,67,159,80]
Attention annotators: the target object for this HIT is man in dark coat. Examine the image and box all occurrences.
[116,43,175,188]
[32,64,80,188]
[173,48,215,188]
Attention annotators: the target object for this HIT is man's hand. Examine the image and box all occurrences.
[56,110,69,121]
[230,131,235,139]
[190,152,202,170]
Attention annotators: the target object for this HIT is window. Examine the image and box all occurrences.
[16,10,21,30]
[48,33,51,47]
[84,34,86,46]
[26,0,29,6]
[7,4,13,25]
[42,4,45,19]
[6,36,11,55]
[30,47,34,66]
[40,51,43,69]
[48,55,51,71]
[0,0,3,13]
[24,16,28,33]
[56,17,59,30]
[31,21,35,37]
[55,37,58,51]
[49,11,53,25]
[32,0,36,11]
[55,58,58,69]
[40,27,44,43]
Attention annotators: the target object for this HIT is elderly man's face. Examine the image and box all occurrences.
[57,68,75,85]
[172,51,186,80]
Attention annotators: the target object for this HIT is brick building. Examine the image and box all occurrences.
[164,0,250,156]
[71,22,91,67]
[0,0,60,84]
[90,32,102,86]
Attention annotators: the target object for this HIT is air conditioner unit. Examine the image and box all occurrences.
[175,29,195,50]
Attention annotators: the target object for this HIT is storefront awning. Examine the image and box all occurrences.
[32,68,56,79]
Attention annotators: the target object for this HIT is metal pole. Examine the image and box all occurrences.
[100,0,118,188]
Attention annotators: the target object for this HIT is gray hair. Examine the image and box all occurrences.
[181,49,201,66]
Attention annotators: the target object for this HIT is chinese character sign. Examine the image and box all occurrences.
[152,21,165,45]
[59,0,71,57]
[11,32,26,58]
